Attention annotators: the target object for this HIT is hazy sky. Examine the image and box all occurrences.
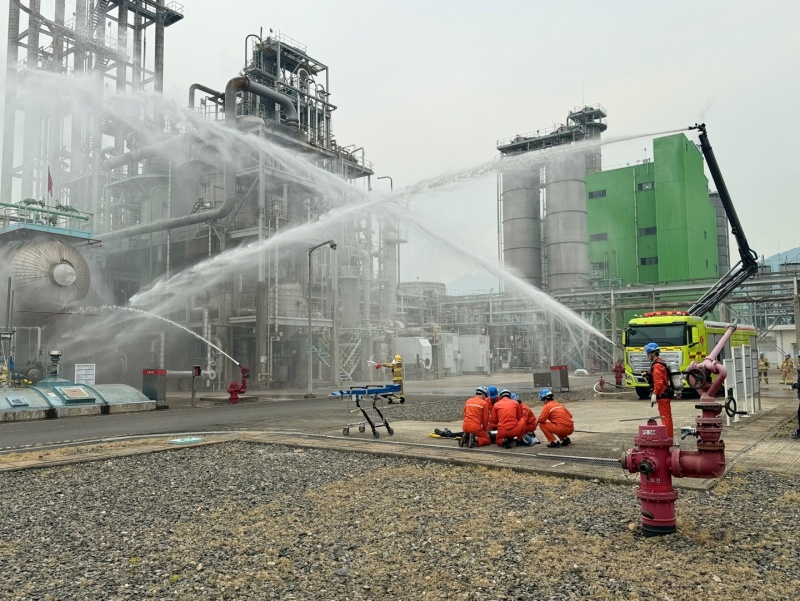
[1,0,798,289]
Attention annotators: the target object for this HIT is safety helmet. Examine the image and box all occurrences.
[539,388,554,401]
[786,354,791,358]
[644,342,660,354]
[760,352,765,357]
[510,393,519,401]
[487,385,499,400]
[475,386,488,396]
[394,355,402,362]
[499,388,511,398]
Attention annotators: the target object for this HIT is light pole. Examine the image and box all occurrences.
[306,239,337,398]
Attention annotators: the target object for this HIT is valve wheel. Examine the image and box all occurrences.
[686,368,708,390]
[724,396,737,418]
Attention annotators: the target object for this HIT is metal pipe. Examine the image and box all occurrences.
[227,76,299,126]
[188,83,224,109]
[0,201,90,221]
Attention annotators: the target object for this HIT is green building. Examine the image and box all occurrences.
[586,133,718,286]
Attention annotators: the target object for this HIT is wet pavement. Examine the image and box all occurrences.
[2,372,799,489]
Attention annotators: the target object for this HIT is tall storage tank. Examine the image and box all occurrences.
[501,169,542,288]
[544,153,588,291]
[708,191,731,275]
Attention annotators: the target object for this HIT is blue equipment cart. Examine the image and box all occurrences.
[330,384,401,437]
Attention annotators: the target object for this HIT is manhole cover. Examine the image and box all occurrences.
[169,437,205,445]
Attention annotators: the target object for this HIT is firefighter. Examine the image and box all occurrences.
[645,342,674,439]
[758,352,770,384]
[536,389,574,448]
[513,393,540,445]
[780,353,794,385]
[375,354,404,402]
[613,360,625,388]
[796,352,800,371]
[459,386,492,448]
[491,388,526,448]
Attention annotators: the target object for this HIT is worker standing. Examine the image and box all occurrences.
[645,342,674,439]
[375,354,404,402]
[460,386,491,448]
[613,360,625,388]
[780,353,794,385]
[491,389,526,448]
[536,389,574,448]
[758,352,770,385]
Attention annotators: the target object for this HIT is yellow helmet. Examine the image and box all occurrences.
[394,355,402,362]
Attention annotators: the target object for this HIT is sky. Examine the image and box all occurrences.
[1,0,798,289]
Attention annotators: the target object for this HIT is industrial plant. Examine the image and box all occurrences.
[0,0,798,418]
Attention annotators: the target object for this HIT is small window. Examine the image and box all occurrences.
[705,259,709,268]
[638,227,657,236]
[640,257,659,266]
[588,189,606,199]
[591,261,609,271]
[589,233,608,242]
[637,182,654,191]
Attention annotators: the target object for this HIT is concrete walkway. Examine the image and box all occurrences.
[3,374,798,491]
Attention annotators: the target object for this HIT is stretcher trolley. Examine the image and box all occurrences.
[330,384,400,438]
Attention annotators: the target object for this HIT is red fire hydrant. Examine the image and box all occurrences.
[227,365,250,404]
[621,324,735,536]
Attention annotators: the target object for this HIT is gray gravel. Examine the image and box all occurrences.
[1,442,798,600]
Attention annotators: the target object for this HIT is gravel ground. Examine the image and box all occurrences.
[1,442,798,600]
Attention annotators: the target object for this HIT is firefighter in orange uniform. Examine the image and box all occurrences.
[460,386,492,448]
[536,389,574,448]
[491,388,526,448]
[645,342,674,439]
[514,393,540,445]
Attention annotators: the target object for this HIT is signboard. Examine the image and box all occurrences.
[74,363,96,385]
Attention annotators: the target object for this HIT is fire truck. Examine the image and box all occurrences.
[622,124,759,399]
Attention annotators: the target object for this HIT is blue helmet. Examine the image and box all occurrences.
[644,342,660,354]
[510,393,519,401]
[499,388,511,398]
[475,386,488,396]
[539,388,554,401]
[487,385,499,399]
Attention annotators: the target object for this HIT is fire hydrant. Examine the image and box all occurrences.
[227,365,250,404]
[621,324,735,537]
[598,375,606,392]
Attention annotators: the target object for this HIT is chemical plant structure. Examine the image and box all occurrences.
[1,1,798,409]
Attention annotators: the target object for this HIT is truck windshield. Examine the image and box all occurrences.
[626,324,687,347]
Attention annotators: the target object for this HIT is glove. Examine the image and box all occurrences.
[650,393,657,407]
[375,363,382,369]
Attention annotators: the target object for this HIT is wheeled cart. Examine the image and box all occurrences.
[330,384,401,438]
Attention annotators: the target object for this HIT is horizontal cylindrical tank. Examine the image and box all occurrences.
[545,154,588,292]
[501,169,542,288]
[11,239,91,312]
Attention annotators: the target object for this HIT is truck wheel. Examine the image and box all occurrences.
[636,387,651,400]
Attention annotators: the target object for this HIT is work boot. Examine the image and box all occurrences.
[468,433,477,448]
[502,438,513,449]
[547,441,561,448]
[561,437,571,447]
[458,434,466,447]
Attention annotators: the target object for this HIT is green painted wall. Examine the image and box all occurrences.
[586,133,718,286]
